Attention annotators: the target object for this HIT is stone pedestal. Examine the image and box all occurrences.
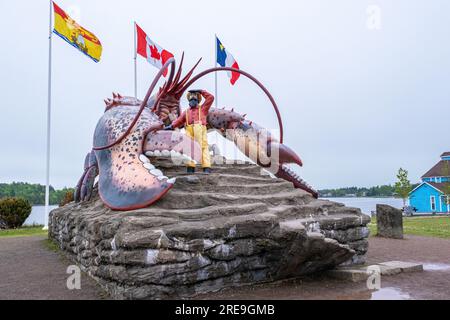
[376,204,403,239]
[49,161,371,300]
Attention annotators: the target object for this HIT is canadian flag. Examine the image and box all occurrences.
[136,23,174,77]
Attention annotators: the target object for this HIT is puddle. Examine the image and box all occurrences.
[423,263,450,271]
[371,287,410,300]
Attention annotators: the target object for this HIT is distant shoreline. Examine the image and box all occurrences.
[320,196,397,199]
[0,182,73,206]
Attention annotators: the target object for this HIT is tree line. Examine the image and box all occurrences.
[319,168,422,202]
[318,185,400,198]
[0,182,74,206]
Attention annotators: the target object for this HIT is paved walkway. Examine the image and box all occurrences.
[206,235,450,300]
[1,235,450,300]
[0,236,105,300]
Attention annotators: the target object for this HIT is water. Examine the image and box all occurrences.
[423,263,450,272]
[322,197,404,216]
[23,205,58,226]
[371,287,411,300]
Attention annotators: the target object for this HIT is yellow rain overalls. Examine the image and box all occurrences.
[185,105,211,169]
[171,90,214,169]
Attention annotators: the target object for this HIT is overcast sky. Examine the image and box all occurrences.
[0,0,449,190]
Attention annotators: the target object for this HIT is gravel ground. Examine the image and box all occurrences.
[1,235,449,300]
[0,236,106,300]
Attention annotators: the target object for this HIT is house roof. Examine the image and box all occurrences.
[441,152,450,157]
[422,159,450,178]
[428,182,450,193]
[410,181,450,194]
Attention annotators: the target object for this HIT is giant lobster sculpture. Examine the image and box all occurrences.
[74,55,318,211]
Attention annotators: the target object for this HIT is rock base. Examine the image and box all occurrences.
[49,161,370,300]
[376,204,403,239]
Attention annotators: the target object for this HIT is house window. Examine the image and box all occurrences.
[430,196,436,211]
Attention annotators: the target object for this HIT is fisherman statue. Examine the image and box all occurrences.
[165,90,214,174]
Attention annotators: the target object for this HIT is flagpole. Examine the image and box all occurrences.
[134,21,138,99]
[214,34,218,107]
[43,0,53,231]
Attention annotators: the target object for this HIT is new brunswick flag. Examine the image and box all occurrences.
[52,2,102,62]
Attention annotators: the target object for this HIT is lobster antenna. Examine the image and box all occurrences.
[93,58,176,151]
[178,67,285,143]
[174,58,202,98]
[170,52,185,92]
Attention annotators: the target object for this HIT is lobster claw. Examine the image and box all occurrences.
[271,142,303,167]
[207,107,318,198]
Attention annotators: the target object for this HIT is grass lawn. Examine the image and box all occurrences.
[0,226,48,238]
[369,216,450,239]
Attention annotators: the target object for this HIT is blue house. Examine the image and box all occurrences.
[409,152,450,214]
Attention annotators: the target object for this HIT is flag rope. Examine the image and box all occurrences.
[214,34,218,108]
[134,22,138,99]
[44,0,53,230]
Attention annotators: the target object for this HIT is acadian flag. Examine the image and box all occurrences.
[216,37,240,85]
[136,23,174,77]
[52,2,102,62]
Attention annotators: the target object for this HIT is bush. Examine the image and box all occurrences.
[0,197,32,229]
[59,190,74,207]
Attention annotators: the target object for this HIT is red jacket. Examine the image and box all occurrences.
[172,91,214,128]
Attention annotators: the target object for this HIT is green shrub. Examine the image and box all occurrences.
[59,190,74,207]
[0,197,32,229]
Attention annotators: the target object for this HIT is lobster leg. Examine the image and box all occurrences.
[80,165,98,201]
[75,151,98,202]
